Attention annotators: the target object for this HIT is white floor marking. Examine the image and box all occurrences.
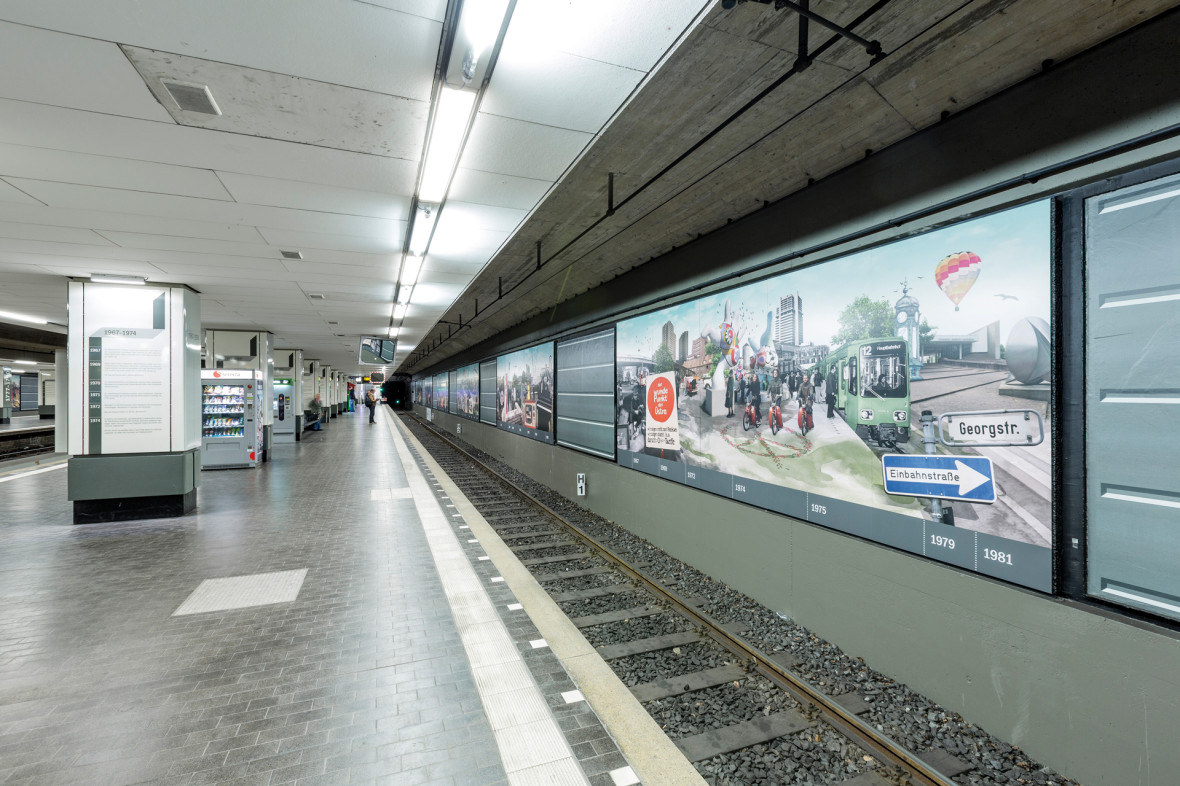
[507,603,523,611]
[381,410,588,785]
[610,766,641,786]
[529,639,548,649]
[0,462,68,484]
[561,690,585,704]
[173,569,308,616]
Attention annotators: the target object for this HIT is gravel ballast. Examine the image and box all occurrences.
[406,417,1083,786]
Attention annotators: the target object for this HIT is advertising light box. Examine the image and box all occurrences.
[615,201,1053,592]
[433,373,449,413]
[497,343,554,443]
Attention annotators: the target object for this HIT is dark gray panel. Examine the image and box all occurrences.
[873,509,926,553]
[68,449,200,500]
[806,493,878,541]
[556,392,615,423]
[19,374,38,411]
[557,330,614,458]
[685,465,732,498]
[558,365,615,394]
[922,520,976,572]
[555,418,614,458]
[631,451,661,477]
[1084,170,1180,618]
[656,457,686,484]
[976,534,1052,593]
[480,360,497,425]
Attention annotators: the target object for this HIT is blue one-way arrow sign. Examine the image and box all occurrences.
[881,454,996,503]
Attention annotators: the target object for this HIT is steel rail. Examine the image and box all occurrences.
[406,414,961,786]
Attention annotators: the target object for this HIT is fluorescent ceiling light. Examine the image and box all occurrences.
[400,254,422,287]
[393,304,407,319]
[388,326,399,338]
[90,274,146,285]
[418,88,477,204]
[449,0,512,86]
[408,205,438,255]
[13,360,37,365]
[0,310,47,325]
[397,286,413,305]
[462,0,511,60]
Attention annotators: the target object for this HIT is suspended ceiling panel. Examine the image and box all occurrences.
[255,228,403,256]
[481,46,645,134]
[0,0,443,99]
[0,204,270,243]
[459,114,594,182]
[509,0,709,71]
[216,173,411,221]
[0,21,170,121]
[123,47,430,159]
[0,180,42,206]
[0,99,418,196]
[0,223,113,246]
[150,259,289,278]
[448,168,553,212]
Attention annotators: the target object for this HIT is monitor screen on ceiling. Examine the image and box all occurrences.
[358,336,395,365]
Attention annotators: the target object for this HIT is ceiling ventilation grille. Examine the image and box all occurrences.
[308,293,325,300]
[161,80,222,115]
[280,250,303,260]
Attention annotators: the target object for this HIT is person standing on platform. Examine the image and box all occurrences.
[310,394,324,431]
[365,387,378,423]
[826,365,838,418]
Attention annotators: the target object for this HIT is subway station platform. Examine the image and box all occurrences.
[0,408,697,786]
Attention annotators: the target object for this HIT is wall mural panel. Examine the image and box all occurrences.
[616,202,1053,591]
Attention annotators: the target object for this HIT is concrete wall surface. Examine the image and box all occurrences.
[416,406,1178,786]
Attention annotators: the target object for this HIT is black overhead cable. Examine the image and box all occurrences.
[408,0,892,371]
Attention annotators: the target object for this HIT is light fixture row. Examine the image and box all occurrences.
[390,0,514,360]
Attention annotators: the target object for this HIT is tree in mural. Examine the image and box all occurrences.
[919,317,937,354]
[831,296,894,346]
[653,343,675,374]
[703,339,723,377]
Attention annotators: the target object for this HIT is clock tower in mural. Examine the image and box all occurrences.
[895,280,923,380]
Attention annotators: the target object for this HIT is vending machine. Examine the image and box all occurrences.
[273,377,296,443]
[200,369,263,469]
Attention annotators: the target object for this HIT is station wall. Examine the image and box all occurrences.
[409,11,1180,785]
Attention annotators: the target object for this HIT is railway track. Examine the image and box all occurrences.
[909,371,1009,405]
[401,414,984,786]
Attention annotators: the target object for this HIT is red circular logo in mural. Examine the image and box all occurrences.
[647,376,675,423]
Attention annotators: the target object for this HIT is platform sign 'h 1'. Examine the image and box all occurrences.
[881,454,996,503]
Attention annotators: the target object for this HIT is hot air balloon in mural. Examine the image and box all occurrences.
[934,251,981,310]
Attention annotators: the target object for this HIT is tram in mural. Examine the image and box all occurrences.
[821,338,911,448]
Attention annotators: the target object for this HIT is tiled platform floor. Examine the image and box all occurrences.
[0,408,612,785]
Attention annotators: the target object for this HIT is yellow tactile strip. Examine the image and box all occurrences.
[393,416,708,786]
